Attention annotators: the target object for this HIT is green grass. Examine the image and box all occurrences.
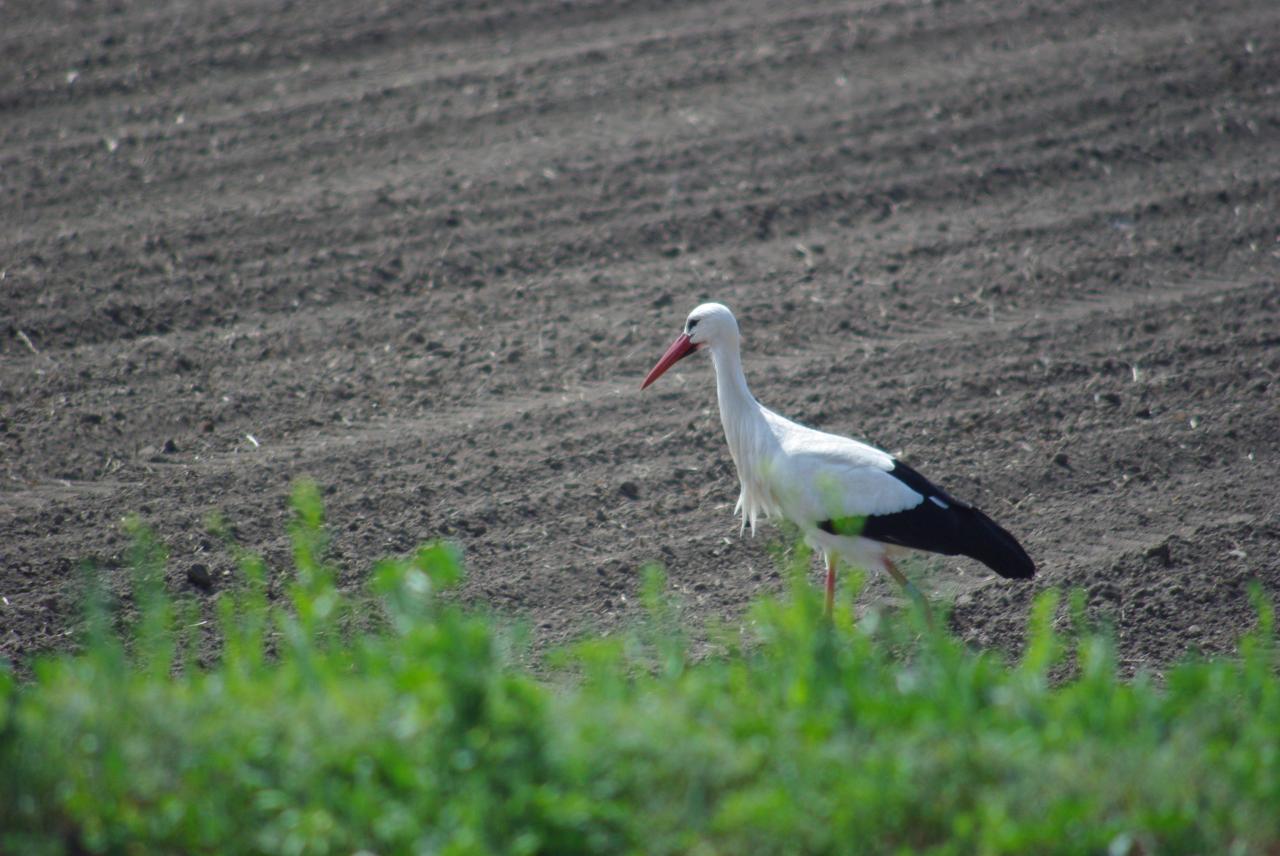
[1,483,1277,855]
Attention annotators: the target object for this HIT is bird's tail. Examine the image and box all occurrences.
[958,506,1036,579]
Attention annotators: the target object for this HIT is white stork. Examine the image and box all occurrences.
[641,302,1035,616]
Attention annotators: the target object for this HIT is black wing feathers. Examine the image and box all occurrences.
[836,460,1036,580]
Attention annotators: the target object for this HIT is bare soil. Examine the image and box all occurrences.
[3,0,1278,675]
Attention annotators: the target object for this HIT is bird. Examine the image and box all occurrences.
[640,302,1035,618]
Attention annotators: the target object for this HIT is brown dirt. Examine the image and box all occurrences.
[3,0,1278,676]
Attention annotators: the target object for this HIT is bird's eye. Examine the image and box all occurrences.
[686,318,700,333]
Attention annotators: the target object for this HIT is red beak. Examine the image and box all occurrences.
[641,333,698,389]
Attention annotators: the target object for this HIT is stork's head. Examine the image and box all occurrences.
[641,302,739,389]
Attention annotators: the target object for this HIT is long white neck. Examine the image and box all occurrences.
[708,338,777,532]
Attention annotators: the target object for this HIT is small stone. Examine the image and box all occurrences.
[619,481,640,500]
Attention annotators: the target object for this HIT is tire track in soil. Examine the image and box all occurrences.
[2,0,1278,672]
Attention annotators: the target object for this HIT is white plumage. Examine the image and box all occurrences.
[642,302,1035,614]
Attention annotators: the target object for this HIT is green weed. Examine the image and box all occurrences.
[0,483,1276,855]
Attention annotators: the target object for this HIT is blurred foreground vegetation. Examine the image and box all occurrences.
[1,483,1277,855]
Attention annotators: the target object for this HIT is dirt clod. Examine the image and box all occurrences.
[186,564,213,592]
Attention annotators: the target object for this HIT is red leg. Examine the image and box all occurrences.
[884,555,934,629]
[824,553,837,616]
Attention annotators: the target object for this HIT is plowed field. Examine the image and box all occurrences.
[3,0,1278,673]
